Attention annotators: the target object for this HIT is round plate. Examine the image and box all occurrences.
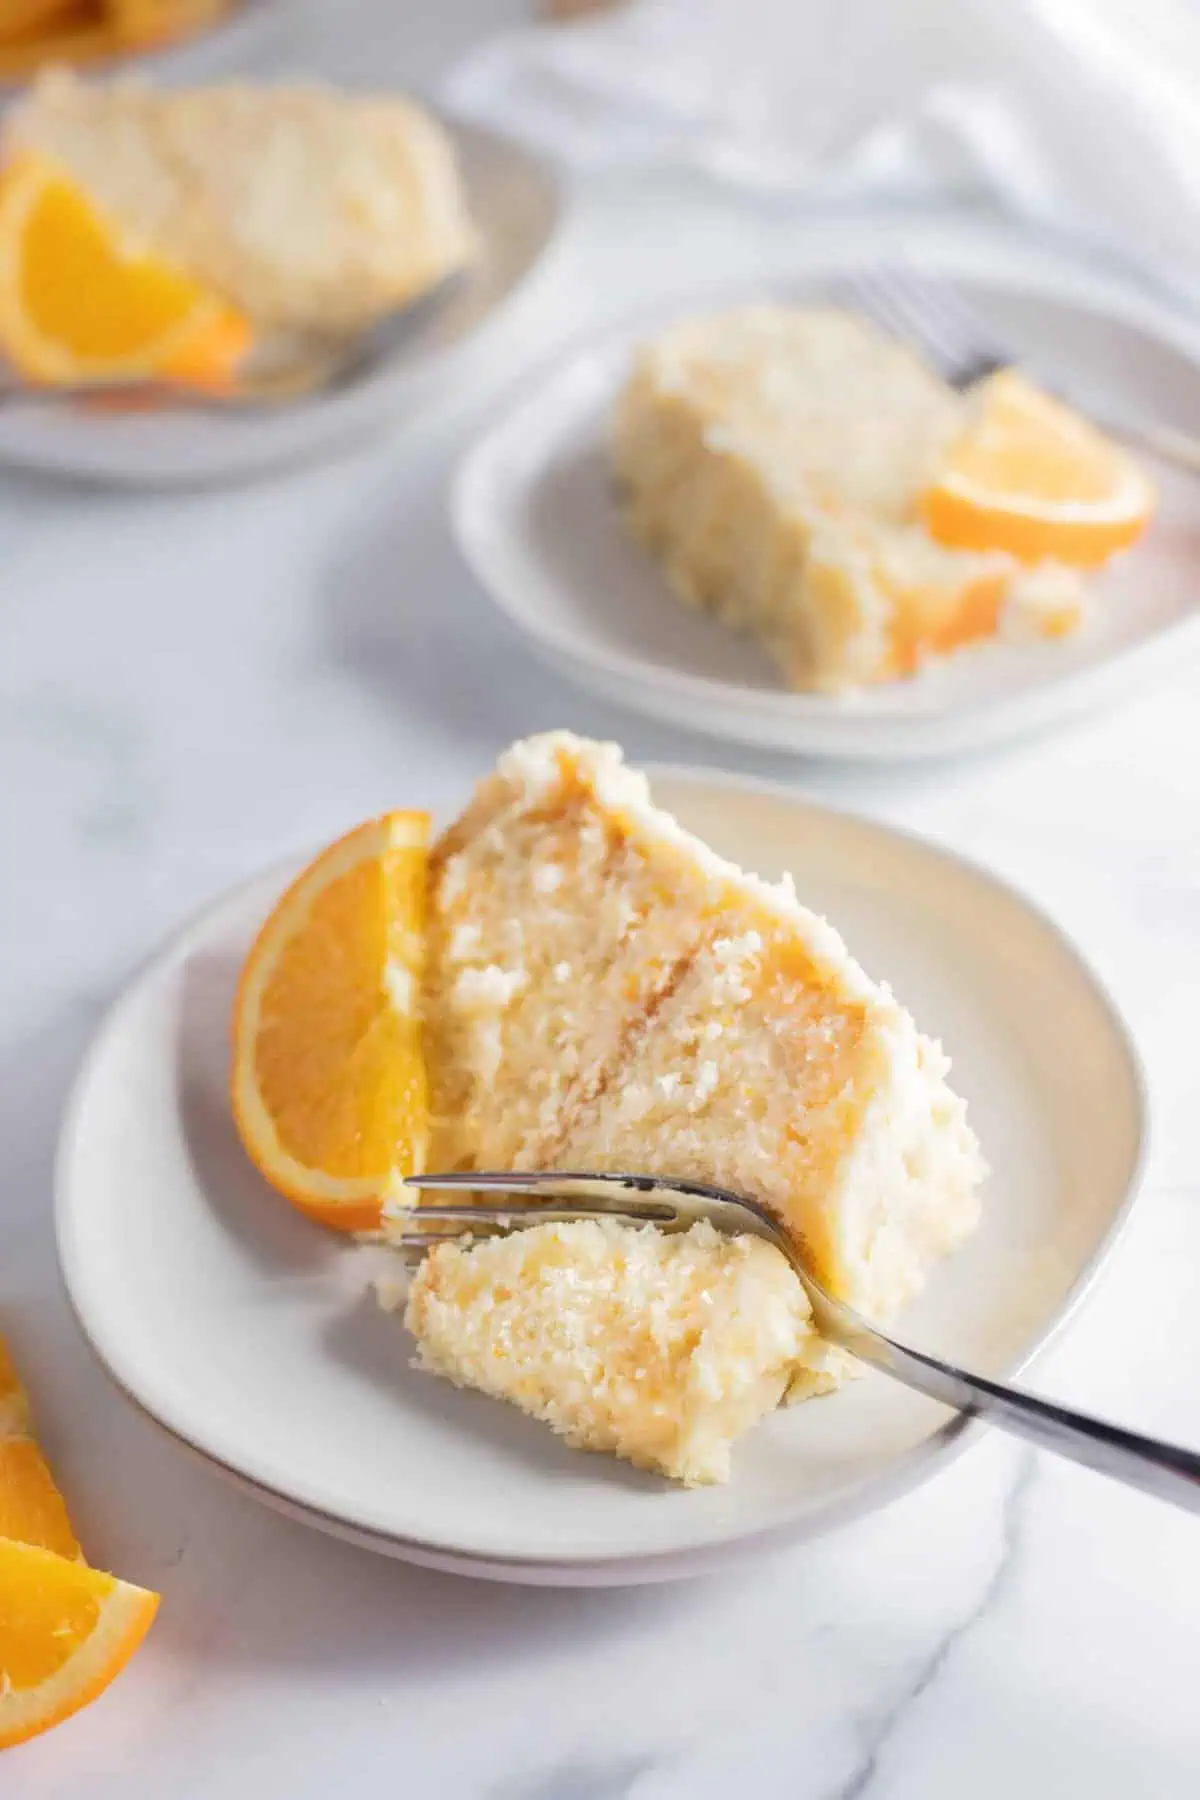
[0,117,561,486]
[453,209,1200,760]
[56,768,1146,1584]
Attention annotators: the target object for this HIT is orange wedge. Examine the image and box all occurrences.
[0,0,80,44]
[0,1335,157,1747]
[108,0,236,49]
[0,155,249,388]
[0,1538,158,1750]
[0,1339,30,1438]
[922,368,1155,567]
[0,1335,80,1562]
[231,813,432,1232]
[0,1440,81,1562]
[0,14,118,80]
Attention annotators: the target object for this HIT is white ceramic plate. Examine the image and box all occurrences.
[0,117,561,485]
[56,769,1145,1585]
[454,209,1200,760]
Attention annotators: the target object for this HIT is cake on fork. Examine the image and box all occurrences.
[393,733,985,1483]
[406,1218,832,1486]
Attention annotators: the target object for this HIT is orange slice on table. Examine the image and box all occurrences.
[0,1440,81,1563]
[0,1538,159,1750]
[0,1334,158,1748]
[922,368,1156,567]
[0,155,249,389]
[231,812,432,1233]
[0,1335,80,1562]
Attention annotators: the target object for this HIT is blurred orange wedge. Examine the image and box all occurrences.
[922,368,1155,567]
[0,1539,158,1750]
[108,0,237,49]
[0,1339,30,1438]
[0,1335,80,1561]
[231,813,432,1232]
[0,0,80,45]
[0,155,249,388]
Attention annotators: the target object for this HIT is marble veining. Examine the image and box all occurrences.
[835,1452,1038,1800]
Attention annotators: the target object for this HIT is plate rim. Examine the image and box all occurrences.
[451,221,1200,759]
[54,766,1150,1582]
[0,112,565,487]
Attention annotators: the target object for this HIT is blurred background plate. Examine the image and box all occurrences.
[0,113,561,483]
[453,207,1200,761]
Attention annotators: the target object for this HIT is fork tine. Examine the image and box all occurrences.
[389,1210,678,1248]
[882,264,993,366]
[839,264,954,371]
[837,265,915,341]
[405,1170,687,1215]
[837,261,1011,385]
[391,1199,678,1225]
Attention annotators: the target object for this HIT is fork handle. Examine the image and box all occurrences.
[954,357,1200,475]
[1097,412,1200,476]
[849,1326,1200,1513]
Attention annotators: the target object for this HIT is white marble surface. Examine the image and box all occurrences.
[5,4,1200,1795]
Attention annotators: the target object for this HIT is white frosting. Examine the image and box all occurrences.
[450,964,527,1010]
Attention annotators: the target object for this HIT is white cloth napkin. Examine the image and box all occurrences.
[444,0,1200,297]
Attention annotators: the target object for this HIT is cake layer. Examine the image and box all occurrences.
[612,306,1086,690]
[405,1219,824,1486]
[414,733,985,1322]
[425,734,728,1170]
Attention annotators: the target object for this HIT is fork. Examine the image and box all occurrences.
[394,1169,1200,1514]
[839,262,1200,474]
[0,271,463,414]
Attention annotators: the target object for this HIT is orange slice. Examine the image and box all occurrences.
[0,15,117,80]
[0,1538,158,1750]
[922,368,1155,567]
[0,156,250,388]
[107,0,236,49]
[0,1441,81,1562]
[0,1335,81,1561]
[231,813,432,1232]
[0,0,81,45]
[0,1338,30,1439]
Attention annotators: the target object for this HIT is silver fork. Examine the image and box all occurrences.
[839,262,1200,473]
[0,272,463,414]
[395,1169,1200,1514]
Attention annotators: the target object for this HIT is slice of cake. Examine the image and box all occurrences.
[611,306,1087,691]
[405,1219,834,1486]
[393,732,984,1481]
[5,72,475,336]
[411,732,984,1323]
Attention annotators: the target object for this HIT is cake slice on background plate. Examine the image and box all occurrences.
[611,307,1152,691]
[0,71,475,386]
[391,733,986,1484]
